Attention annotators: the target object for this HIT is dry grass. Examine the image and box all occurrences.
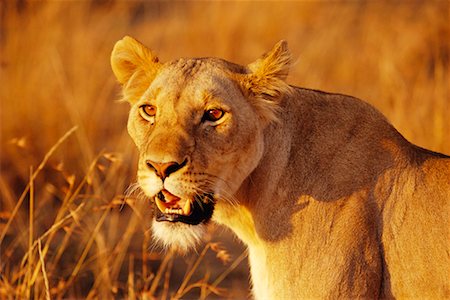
[0,1,448,299]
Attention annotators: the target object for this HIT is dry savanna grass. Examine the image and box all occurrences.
[1,1,448,299]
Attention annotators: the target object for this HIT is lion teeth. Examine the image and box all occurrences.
[155,197,167,214]
[155,194,192,216]
[162,203,191,216]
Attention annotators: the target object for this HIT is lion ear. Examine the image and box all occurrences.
[241,40,292,123]
[111,36,161,102]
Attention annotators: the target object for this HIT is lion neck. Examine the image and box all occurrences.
[213,94,294,246]
[214,87,399,245]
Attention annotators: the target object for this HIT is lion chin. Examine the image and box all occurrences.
[152,220,207,253]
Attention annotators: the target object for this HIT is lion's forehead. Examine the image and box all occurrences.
[157,58,221,84]
[166,58,205,77]
[165,57,246,76]
[150,59,240,110]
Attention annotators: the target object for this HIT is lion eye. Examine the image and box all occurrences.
[139,104,156,121]
[203,109,224,122]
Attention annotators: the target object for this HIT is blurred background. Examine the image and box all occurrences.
[1,1,448,298]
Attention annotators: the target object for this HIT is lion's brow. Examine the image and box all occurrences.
[148,87,161,100]
[202,90,217,103]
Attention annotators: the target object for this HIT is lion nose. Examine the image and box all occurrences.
[145,159,187,180]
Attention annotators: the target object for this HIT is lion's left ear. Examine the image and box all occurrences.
[240,40,292,123]
[111,36,161,103]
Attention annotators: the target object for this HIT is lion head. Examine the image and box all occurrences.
[111,36,291,251]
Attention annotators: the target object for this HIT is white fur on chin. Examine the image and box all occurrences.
[152,219,206,253]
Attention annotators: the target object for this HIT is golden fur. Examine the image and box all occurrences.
[111,36,450,299]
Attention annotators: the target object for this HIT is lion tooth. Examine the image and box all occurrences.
[155,197,167,213]
[183,200,192,216]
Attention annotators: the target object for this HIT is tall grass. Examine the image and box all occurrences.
[1,1,448,298]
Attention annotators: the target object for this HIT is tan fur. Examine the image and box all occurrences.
[111,36,450,299]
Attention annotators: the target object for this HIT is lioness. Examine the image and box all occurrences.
[111,36,449,299]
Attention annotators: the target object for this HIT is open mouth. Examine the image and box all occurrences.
[154,190,214,225]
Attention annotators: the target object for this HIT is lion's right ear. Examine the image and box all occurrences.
[111,36,161,102]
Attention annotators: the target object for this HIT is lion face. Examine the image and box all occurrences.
[130,61,265,250]
[111,36,291,251]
